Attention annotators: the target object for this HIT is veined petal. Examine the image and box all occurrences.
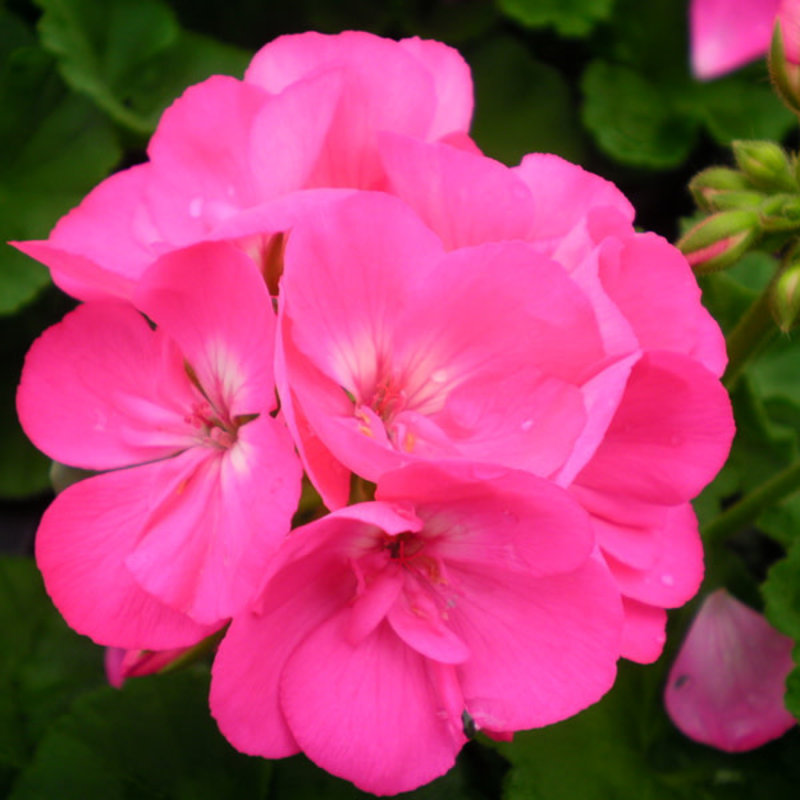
[35,465,217,650]
[18,301,194,470]
[448,556,622,731]
[282,613,466,795]
[126,415,301,624]
[135,242,277,419]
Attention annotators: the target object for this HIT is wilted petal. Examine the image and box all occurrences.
[665,590,795,750]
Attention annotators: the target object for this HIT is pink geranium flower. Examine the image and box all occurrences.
[277,139,735,664]
[210,462,624,795]
[689,0,800,79]
[665,590,796,751]
[14,31,473,302]
[17,242,302,648]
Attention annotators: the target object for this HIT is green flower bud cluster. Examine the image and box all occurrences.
[679,141,800,274]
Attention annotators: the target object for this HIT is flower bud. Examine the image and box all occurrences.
[771,259,800,331]
[770,13,800,114]
[758,192,800,231]
[677,209,760,273]
[689,167,760,211]
[732,140,797,192]
[104,646,190,688]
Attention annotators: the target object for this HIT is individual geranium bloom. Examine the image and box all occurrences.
[689,0,781,79]
[665,590,796,751]
[17,242,302,648]
[14,31,473,302]
[210,462,624,795]
[277,141,735,664]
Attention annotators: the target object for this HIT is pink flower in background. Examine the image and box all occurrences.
[210,463,624,795]
[277,139,735,665]
[665,590,796,751]
[17,242,301,648]
[13,31,473,302]
[689,0,800,79]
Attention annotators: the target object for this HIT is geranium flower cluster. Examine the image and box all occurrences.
[15,31,735,795]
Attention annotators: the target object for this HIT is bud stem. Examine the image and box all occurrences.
[701,458,800,549]
[723,278,781,389]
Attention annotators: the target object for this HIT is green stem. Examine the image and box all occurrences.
[722,284,778,389]
[702,458,800,547]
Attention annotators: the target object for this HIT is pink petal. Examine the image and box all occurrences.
[281,612,467,795]
[125,414,302,624]
[246,32,439,189]
[210,548,354,759]
[397,36,473,139]
[14,165,159,299]
[575,351,735,505]
[17,301,194,470]
[35,465,217,649]
[145,76,270,245]
[605,504,704,609]
[619,597,667,664]
[134,241,277,418]
[690,0,779,79]
[515,153,634,244]
[598,232,727,377]
[12,241,136,303]
[665,590,795,750]
[379,134,535,249]
[377,462,596,576]
[447,555,623,731]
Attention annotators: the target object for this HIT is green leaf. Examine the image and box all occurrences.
[10,671,271,800]
[0,557,104,794]
[0,30,121,314]
[35,0,251,135]
[763,540,800,721]
[495,0,615,37]
[581,61,697,168]
[690,75,796,146]
[470,35,585,166]
[498,661,800,800]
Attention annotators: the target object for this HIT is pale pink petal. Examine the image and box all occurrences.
[619,597,667,664]
[447,555,622,731]
[779,0,800,63]
[665,590,796,750]
[135,241,276,418]
[690,0,779,79]
[398,36,473,138]
[379,134,535,249]
[145,76,270,245]
[515,153,634,243]
[17,301,194,470]
[248,71,342,197]
[210,548,353,759]
[605,504,704,608]
[35,465,217,649]
[575,351,735,504]
[125,414,302,624]
[598,232,727,376]
[247,32,440,188]
[281,613,467,795]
